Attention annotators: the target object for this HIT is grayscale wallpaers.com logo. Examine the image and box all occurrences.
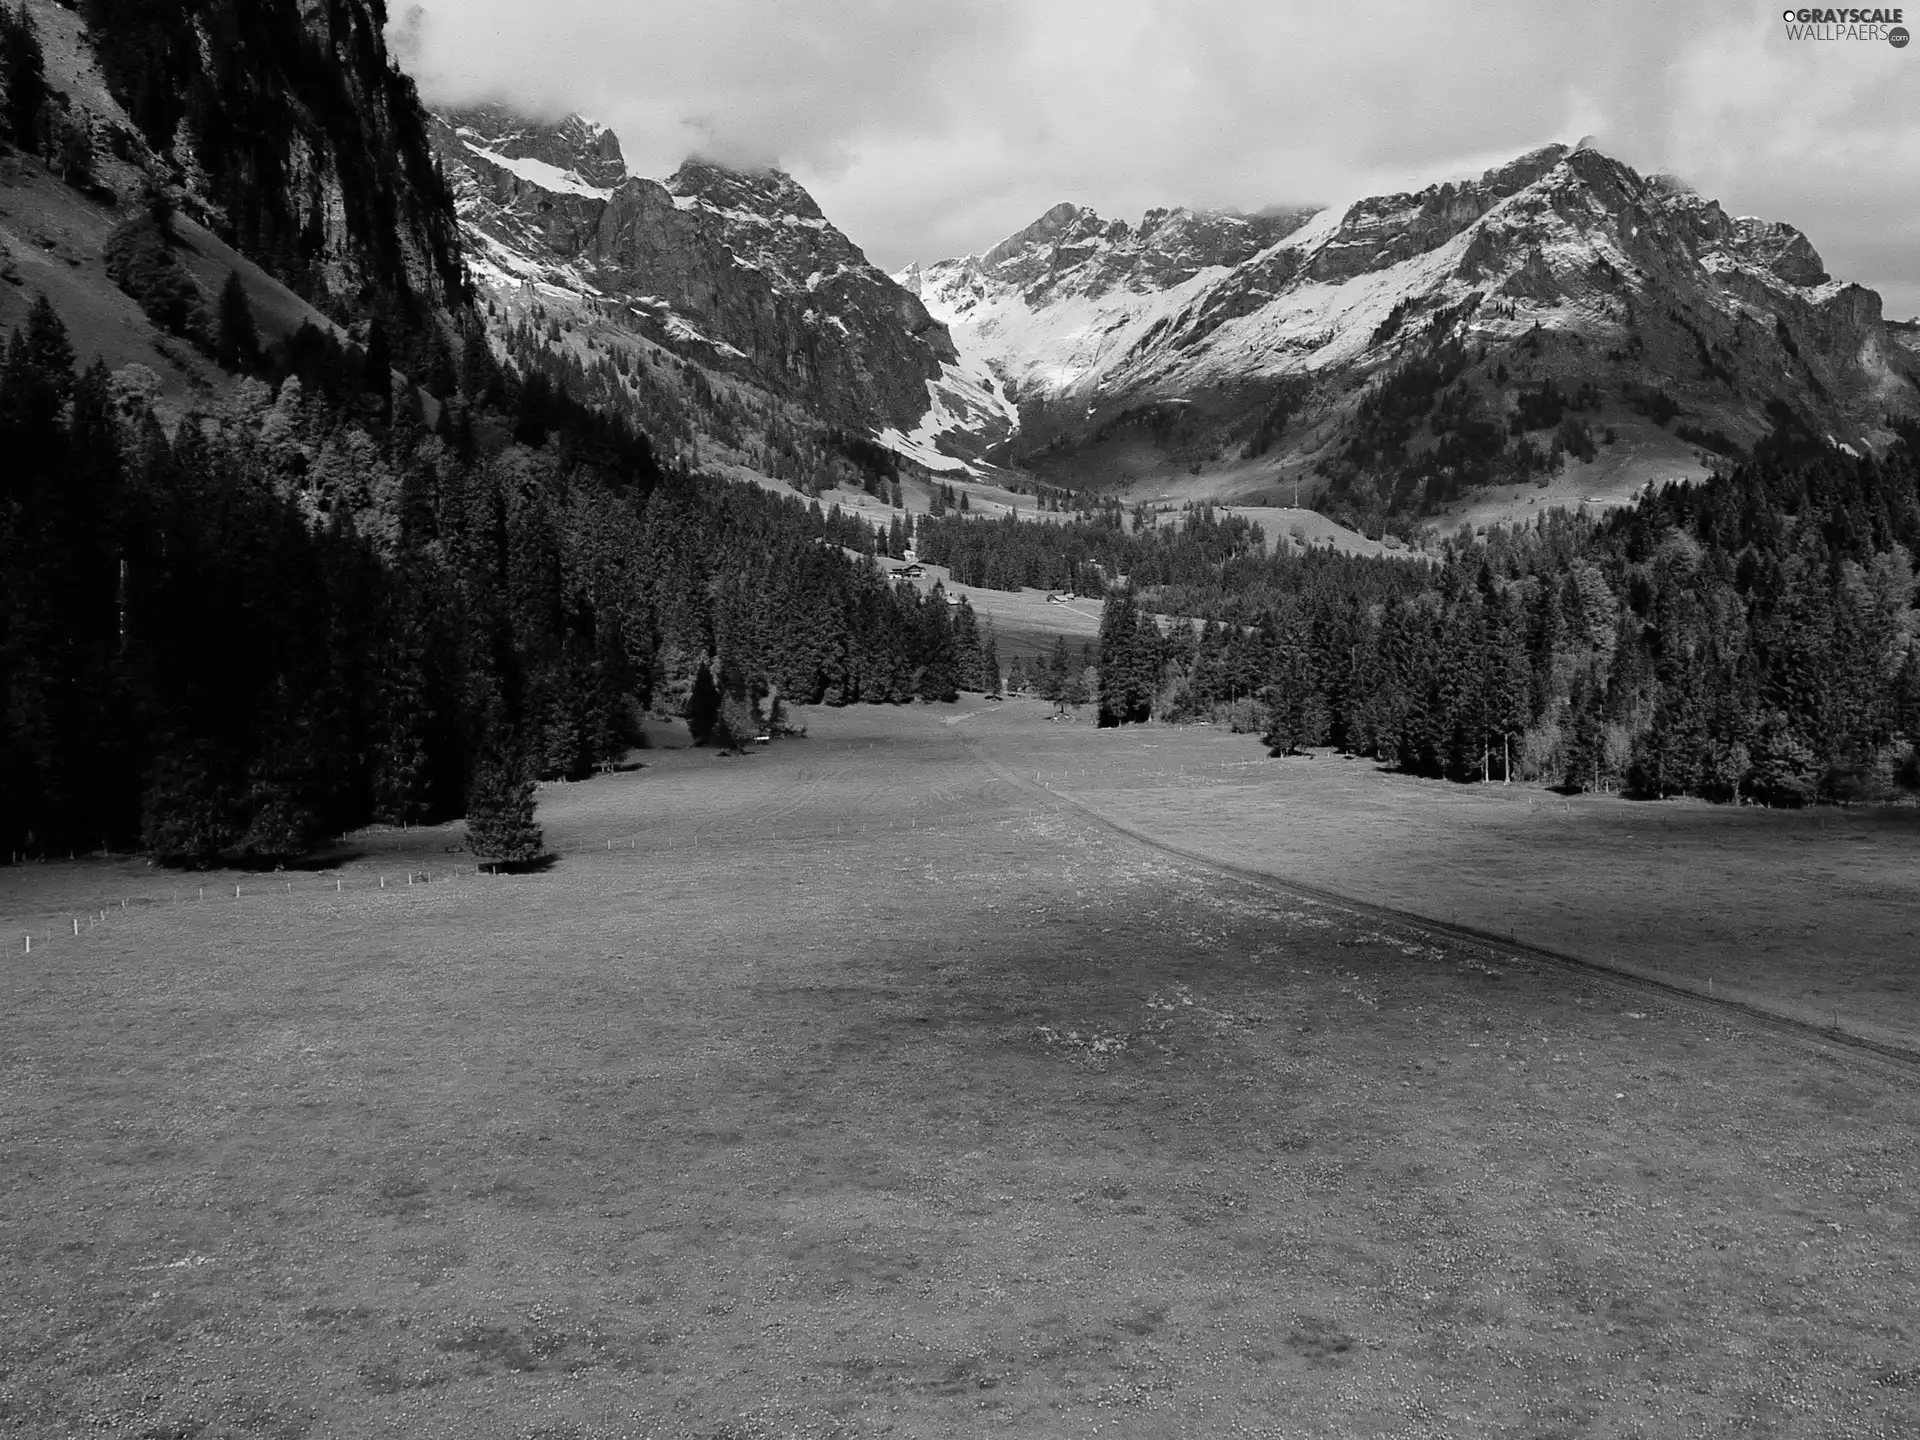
[1780,6,1910,42]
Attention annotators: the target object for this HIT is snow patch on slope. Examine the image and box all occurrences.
[914,261,1233,406]
[459,141,615,200]
[664,314,748,360]
[1270,199,1352,255]
[878,358,1020,474]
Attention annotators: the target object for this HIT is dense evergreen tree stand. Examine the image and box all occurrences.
[1096,586,1160,727]
[685,662,721,744]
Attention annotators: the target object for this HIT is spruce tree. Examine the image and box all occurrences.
[686,660,721,743]
[1097,586,1137,725]
[141,747,238,867]
[362,316,393,422]
[915,588,959,701]
[1096,587,1155,725]
[1262,607,1319,755]
[0,3,48,153]
[951,596,985,691]
[1042,635,1072,706]
[215,269,259,372]
[52,109,92,185]
[461,324,505,408]
[466,737,543,865]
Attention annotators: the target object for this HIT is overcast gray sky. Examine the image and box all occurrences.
[397,0,1920,318]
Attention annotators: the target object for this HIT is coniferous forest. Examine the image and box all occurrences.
[1055,445,1920,806]
[3,0,1917,874]
[0,293,999,866]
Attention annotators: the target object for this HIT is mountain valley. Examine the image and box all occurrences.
[417,100,1920,544]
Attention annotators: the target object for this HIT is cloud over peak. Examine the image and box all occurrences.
[396,0,1920,315]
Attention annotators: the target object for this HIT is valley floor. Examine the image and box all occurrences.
[4,703,1919,1438]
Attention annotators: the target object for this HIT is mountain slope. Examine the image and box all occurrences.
[430,104,998,463]
[0,0,459,414]
[72,0,466,359]
[900,144,1920,529]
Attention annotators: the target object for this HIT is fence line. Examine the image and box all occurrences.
[10,754,1281,958]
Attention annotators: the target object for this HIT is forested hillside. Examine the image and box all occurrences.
[0,288,999,864]
[0,0,1014,866]
[1050,445,1920,805]
[74,0,466,365]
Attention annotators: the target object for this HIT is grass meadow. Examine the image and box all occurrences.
[4,701,1920,1438]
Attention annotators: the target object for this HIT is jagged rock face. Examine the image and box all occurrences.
[902,143,1918,472]
[1305,145,1570,282]
[433,108,953,432]
[940,200,1316,309]
[75,0,466,344]
[459,107,629,189]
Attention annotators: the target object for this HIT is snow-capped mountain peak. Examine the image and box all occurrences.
[894,140,1914,492]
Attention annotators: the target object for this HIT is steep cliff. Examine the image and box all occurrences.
[75,0,467,356]
[433,104,961,439]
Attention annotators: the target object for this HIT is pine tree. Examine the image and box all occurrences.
[0,3,49,153]
[686,660,721,743]
[215,269,259,372]
[141,746,238,867]
[466,736,543,865]
[370,606,437,825]
[21,293,74,405]
[362,316,393,422]
[915,588,959,701]
[1262,604,1321,755]
[1096,587,1155,725]
[461,323,505,408]
[1041,635,1072,706]
[951,597,985,691]
[52,108,92,185]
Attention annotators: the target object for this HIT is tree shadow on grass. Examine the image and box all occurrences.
[476,853,558,876]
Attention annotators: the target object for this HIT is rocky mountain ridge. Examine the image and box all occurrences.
[396,93,1920,531]
[903,199,1320,310]
[432,104,978,442]
[900,142,1919,523]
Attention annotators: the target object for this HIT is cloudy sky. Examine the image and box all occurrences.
[396,0,1920,317]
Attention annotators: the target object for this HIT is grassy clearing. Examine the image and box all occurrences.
[885,563,1102,667]
[4,704,1920,1437]
[972,704,1920,1050]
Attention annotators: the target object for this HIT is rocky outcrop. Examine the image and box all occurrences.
[76,0,467,348]
[947,200,1315,308]
[1305,145,1569,283]
[433,107,955,433]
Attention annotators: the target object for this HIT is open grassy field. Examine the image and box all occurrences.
[970,707,1920,1053]
[6,702,1920,1438]
[845,560,1101,667]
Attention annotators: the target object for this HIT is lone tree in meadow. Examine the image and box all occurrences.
[466,737,543,866]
